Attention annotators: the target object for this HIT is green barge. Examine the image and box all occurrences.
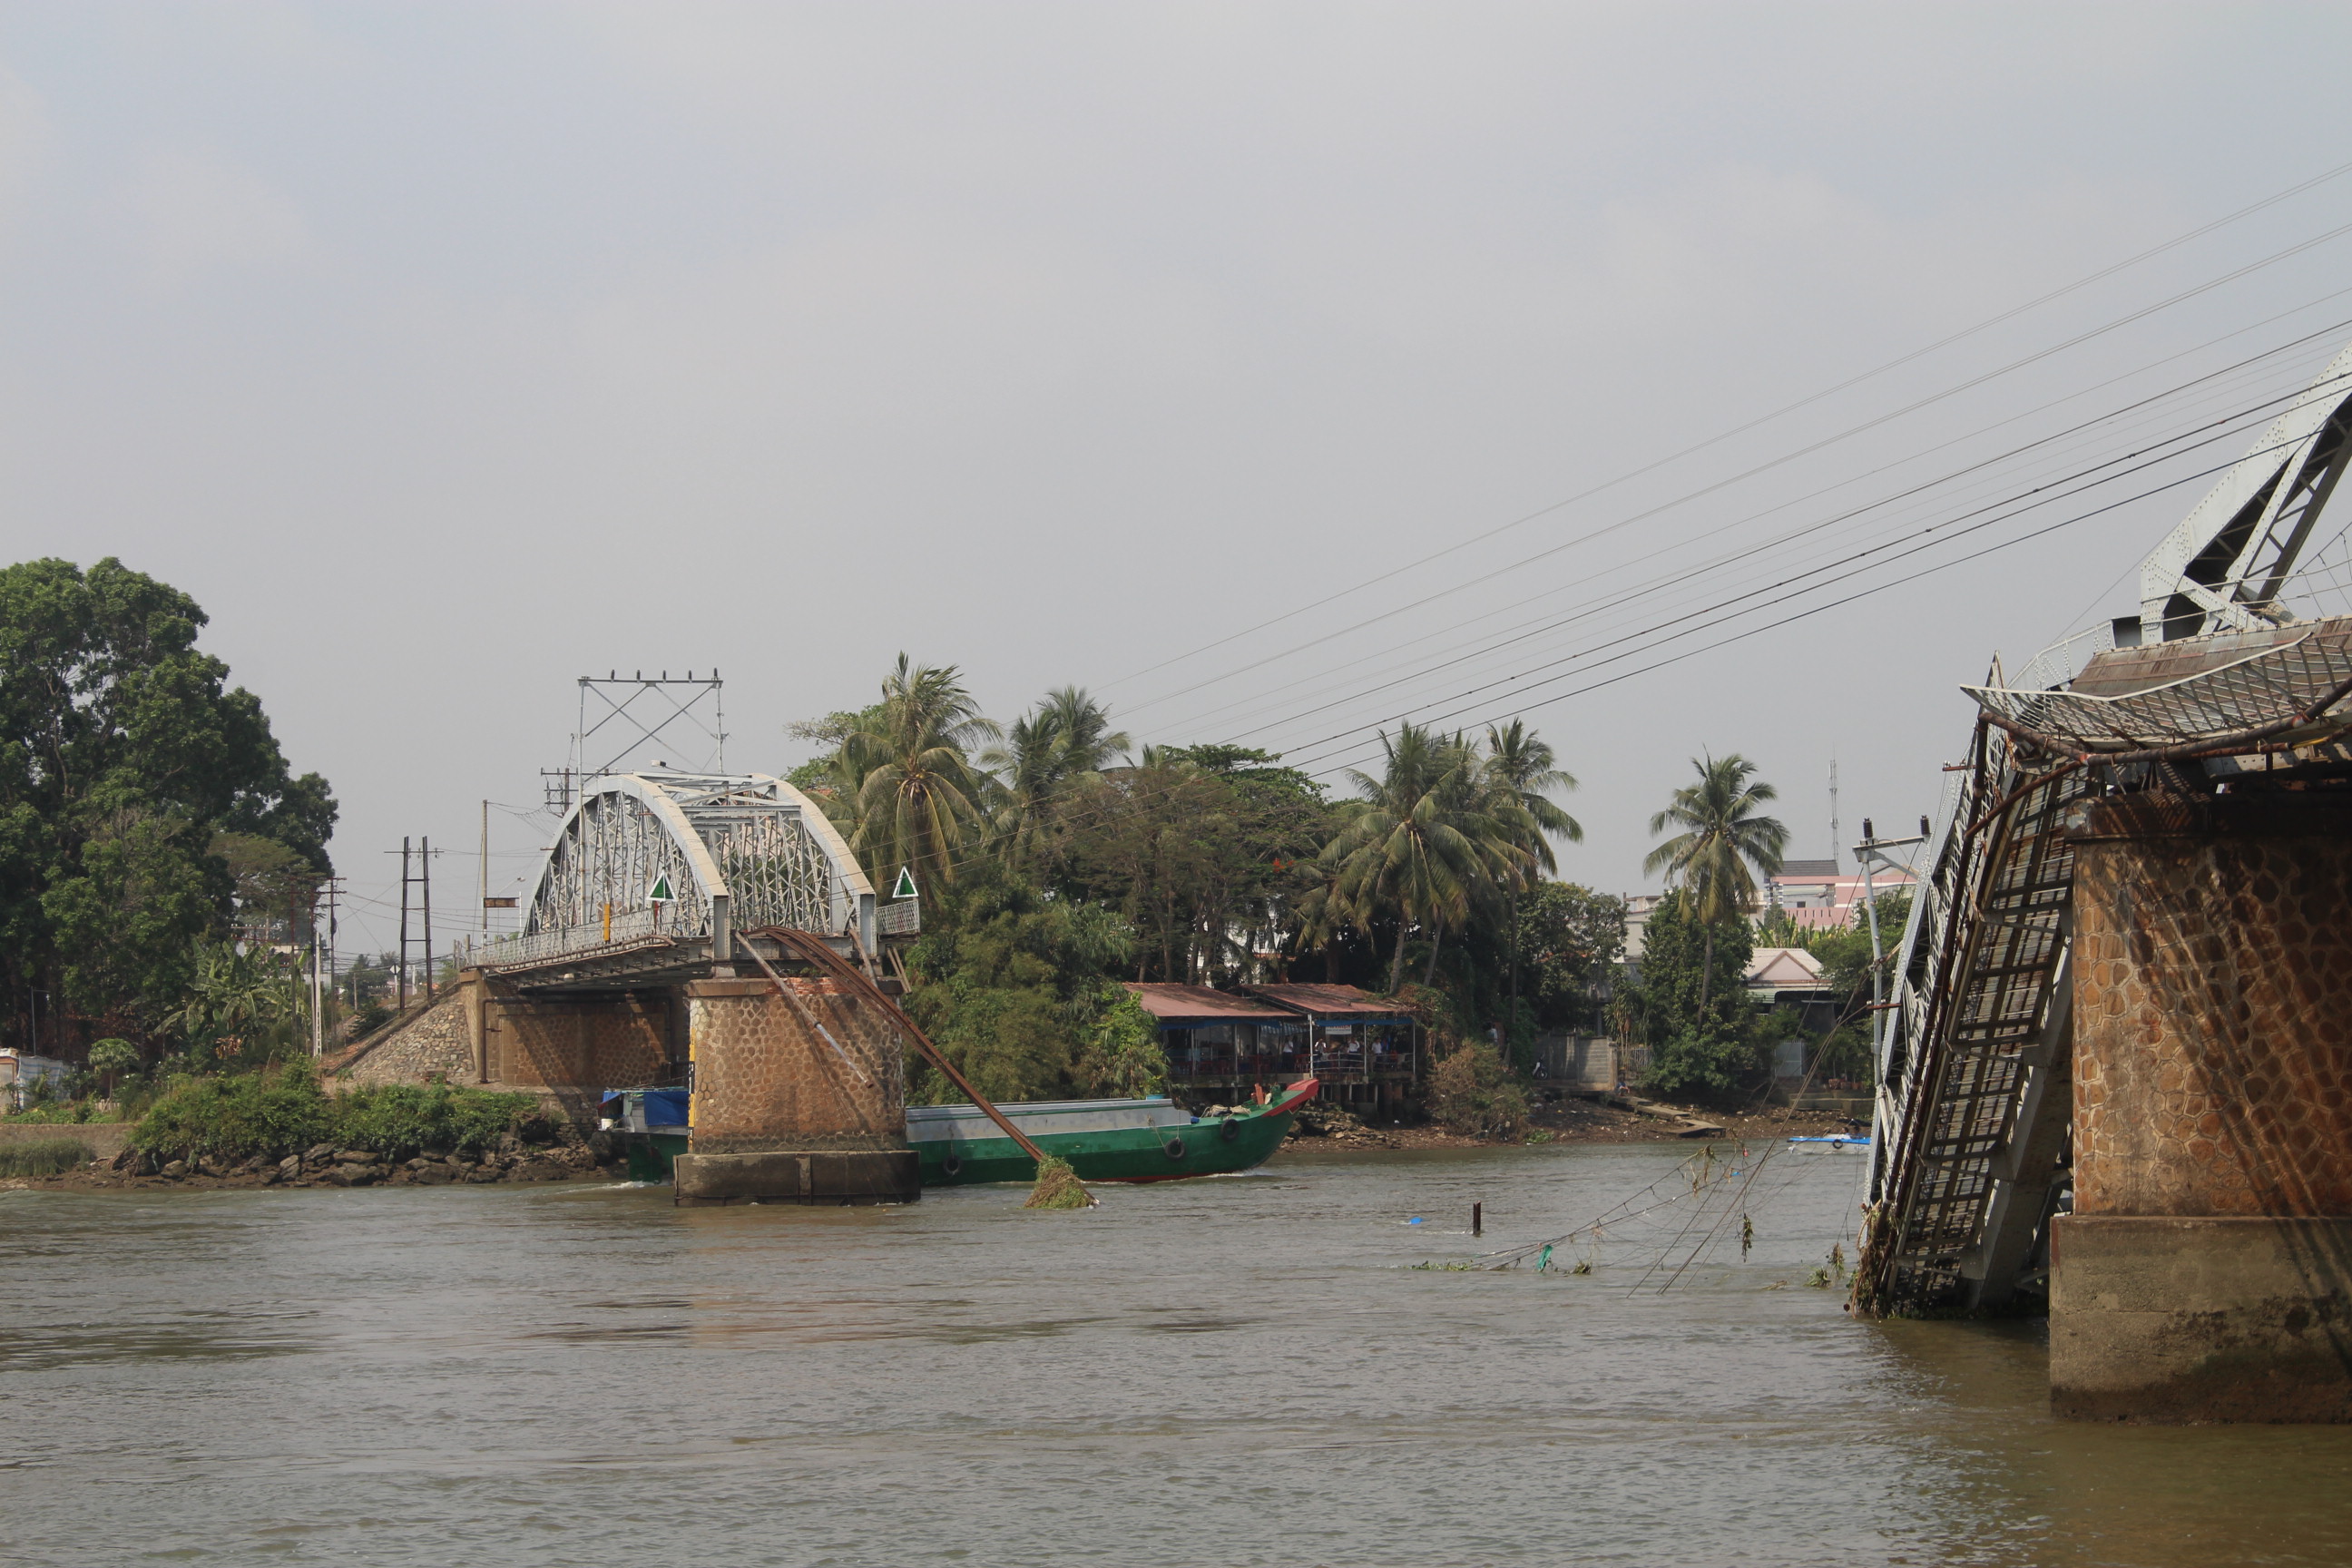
[907,1077,1318,1186]
[603,1079,1318,1189]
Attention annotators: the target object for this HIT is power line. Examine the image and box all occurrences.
[1099,164,2352,701]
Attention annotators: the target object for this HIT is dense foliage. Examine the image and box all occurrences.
[0,558,336,1061]
[130,1064,536,1162]
[1622,889,1766,1100]
[789,657,1597,1103]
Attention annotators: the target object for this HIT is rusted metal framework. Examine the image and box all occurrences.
[473,771,876,979]
[1861,339,2352,1315]
[1861,718,2087,1312]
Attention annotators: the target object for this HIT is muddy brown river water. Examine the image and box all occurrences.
[5,1141,2350,1566]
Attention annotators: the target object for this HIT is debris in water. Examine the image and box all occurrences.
[1023,1156,1093,1210]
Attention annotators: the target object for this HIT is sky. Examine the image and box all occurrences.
[6,2,2352,961]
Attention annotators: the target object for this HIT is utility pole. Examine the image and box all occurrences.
[422,836,435,998]
[480,800,490,935]
[397,838,411,1011]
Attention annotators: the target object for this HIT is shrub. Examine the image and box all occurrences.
[1424,1042,1529,1141]
[330,1083,536,1161]
[132,1066,334,1162]
[132,1065,538,1164]
[0,1140,92,1177]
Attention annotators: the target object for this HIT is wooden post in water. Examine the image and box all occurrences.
[1473,1202,1483,1237]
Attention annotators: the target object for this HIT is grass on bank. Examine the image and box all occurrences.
[0,1140,94,1178]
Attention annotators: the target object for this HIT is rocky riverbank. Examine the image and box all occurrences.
[4,1133,618,1193]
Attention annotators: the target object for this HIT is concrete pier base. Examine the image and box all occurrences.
[2050,1215,2352,1422]
[672,1149,920,1207]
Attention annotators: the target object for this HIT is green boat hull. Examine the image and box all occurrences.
[611,1080,1318,1191]
[911,1079,1318,1188]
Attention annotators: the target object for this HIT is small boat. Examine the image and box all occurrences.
[601,1088,690,1181]
[603,1079,1319,1188]
[1788,1132,1870,1153]
[909,1077,1319,1186]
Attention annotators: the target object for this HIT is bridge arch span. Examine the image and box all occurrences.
[488,770,875,973]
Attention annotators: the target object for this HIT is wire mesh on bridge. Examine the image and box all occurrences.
[470,771,877,977]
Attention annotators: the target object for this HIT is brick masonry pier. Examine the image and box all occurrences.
[2053,790,2352,1422]
[671,975,917,1206]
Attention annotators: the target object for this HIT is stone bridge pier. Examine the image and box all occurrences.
[2053,791,2352,1422]
[671,974,916,1206]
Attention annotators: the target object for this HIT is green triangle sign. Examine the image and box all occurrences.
[891,867,918,900]
[648,873,674,903]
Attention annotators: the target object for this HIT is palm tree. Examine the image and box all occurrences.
[980,686,1129,867]
[1642,753,1788,1006]
[1481,720,1583,1009]
[1323,724,1524,993]
[842,655,999,891]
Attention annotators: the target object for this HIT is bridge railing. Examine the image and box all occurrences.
[464,906,706,971]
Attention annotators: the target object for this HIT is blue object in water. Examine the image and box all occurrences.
[1406,1217,1425,1225]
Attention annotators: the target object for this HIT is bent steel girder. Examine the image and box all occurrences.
[2140,341,2352,640]
[503,770,874,968]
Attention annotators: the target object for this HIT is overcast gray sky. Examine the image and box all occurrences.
[6,3,2352,958]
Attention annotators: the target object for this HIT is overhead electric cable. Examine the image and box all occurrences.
[1201,343,2352,746]
[1100,162,2352,699]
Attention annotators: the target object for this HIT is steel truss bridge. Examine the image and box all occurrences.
[1861,342,2352,1313]
[462,770,915,992]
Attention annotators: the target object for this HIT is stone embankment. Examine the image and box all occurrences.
[11,1134,618,1192]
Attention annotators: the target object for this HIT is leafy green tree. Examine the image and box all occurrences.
[169,941,298,1066]
[1515,883,1626,1030]
[1054,747,1332,985]
[86,1037,139,1096]
[1631,888,1762,1100]
[1075,990,1168,1098]
[1643,753,1787,1007]
[839,655,998,892]
[1480,720,1583,1010]
[0,558,337,1047]
[901,859,1135,1102]
[980,686,1129,870]
[1324,723,1527,992]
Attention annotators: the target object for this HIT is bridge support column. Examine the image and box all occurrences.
[673,977,916,1206]
[2053,791,2352,1422]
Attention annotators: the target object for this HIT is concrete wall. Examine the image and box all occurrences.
[2056,791,2352,1421]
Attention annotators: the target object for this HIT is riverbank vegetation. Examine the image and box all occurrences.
[789,658,1613,1104]
[0,552,1886,1131]
[129,1063,538,1163]
[0,557,340,1096]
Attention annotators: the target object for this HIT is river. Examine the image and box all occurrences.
[5,1141,2350,1566]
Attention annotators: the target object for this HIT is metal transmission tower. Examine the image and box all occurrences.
[544,671,728,812]
[1860,339,2352,1316]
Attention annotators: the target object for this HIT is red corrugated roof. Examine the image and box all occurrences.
[1242,983,1410,1017]
[1122,983,1294,1021]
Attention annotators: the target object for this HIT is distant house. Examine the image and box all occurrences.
[0,1050,71,1111]
[1745,946,1845,1079]
[1122,981,1422,1113]
[1765,858,1916,933]
[1623,857,1916,964]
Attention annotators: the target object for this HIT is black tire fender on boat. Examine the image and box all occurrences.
[1218,1117,1241,1143]
[942,1151,963,1178]
[1162,1135,1186,1160]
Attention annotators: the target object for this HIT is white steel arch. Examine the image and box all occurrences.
[505,770,875,965]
